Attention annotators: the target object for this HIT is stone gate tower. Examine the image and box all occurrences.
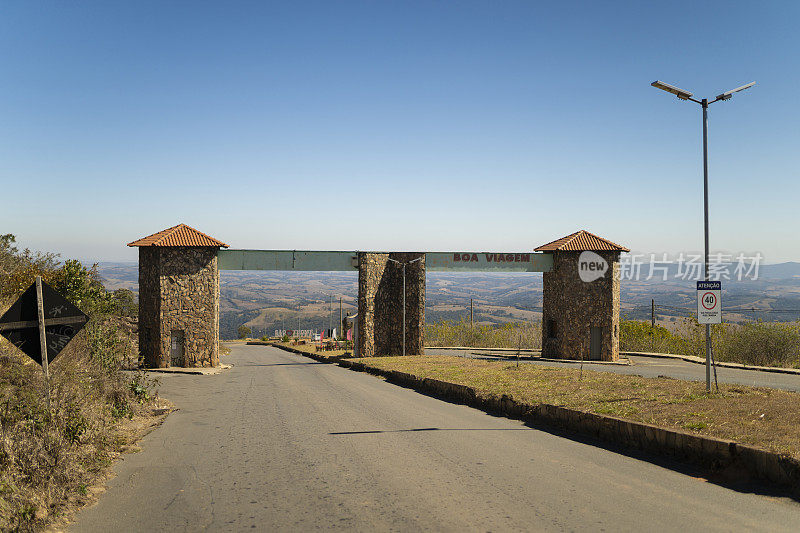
[536,230,628,362]
[128,224,228,368]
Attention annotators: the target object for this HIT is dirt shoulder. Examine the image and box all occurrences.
[47,400,174,532]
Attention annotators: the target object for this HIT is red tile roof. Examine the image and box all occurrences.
[534,230,629,252]
[127,224,229,248]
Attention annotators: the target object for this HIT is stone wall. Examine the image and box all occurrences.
[138,247,220,368]
[541,251,620,361]
[138,247,161,367]
[357,252,425,357]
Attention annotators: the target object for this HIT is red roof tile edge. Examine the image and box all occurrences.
[127,223,229,248]
[534,230,629,252]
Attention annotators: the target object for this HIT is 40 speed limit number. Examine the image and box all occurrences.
[697,281,722,324]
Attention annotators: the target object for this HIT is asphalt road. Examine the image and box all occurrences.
[71,345,800,532]
[426,349,800,392]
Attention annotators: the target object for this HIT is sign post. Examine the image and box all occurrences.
[697,280,721,391]
[35,277,52,409]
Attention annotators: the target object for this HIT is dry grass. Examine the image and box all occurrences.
[0,315,162,531]
[0,236,166,530]
[280,340,800,461]
[425,320,541,349]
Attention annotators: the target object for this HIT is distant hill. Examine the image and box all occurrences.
[760,262,800,279]
[94,262,139,292]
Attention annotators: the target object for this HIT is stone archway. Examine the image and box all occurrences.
[129,225,627,367]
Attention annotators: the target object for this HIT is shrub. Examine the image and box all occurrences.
[715,321,800,367]
[620,317,800,368]
[619,318,701,355]
[0,235,158,530]
[0,234,60,299]
[51,260,111,313]
[425,319,541,349]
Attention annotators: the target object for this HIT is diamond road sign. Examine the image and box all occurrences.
[0,280,88,365]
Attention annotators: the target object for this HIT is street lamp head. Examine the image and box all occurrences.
[715,81,756,101]
[651,80,694,100]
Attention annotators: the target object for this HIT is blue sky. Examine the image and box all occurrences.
[1,1,797,262]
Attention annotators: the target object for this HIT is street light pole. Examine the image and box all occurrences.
[651,80,755,391]
[702,98,711,389]
[402,262,406,357]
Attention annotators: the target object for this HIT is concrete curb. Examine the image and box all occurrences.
[262,341,800,496]
[622,351,800,375]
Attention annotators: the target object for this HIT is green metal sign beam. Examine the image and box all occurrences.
[426,252,552,272]
[218,250,553,273]
[218,250,358,271]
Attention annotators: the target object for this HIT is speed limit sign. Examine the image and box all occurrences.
[697,281,722,324]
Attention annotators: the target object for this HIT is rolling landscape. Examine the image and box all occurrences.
[96,260,800,340]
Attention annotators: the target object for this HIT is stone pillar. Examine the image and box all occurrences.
[138,246,221,368]
[357,252,425,357]
[541,251,621,361]
[137,247,161,367]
